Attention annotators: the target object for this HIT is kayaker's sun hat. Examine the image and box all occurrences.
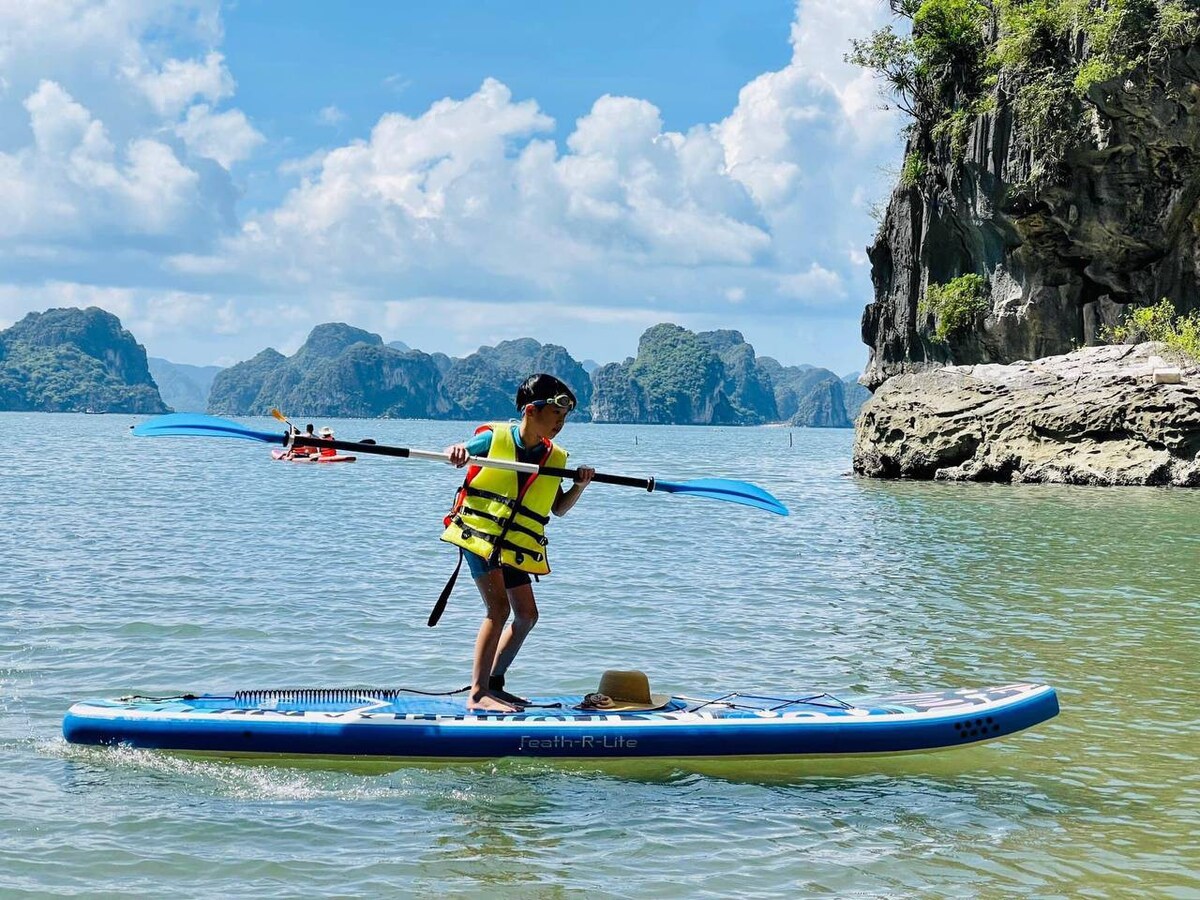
[319,427,333,437]
[578,670,671,712]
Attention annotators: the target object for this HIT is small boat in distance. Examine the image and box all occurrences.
[271,449,356,464]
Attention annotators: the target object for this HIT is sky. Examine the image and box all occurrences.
[0,0,904,374]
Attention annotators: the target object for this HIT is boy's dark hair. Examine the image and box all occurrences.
[516,373,576,410]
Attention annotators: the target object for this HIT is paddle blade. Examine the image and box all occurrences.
[132,413,285,445]
[654,477,789,516]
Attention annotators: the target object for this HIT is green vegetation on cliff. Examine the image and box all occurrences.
[592,325,777,425]
[0,307,168,413]
[850,0,1200,177]
[1105,298,1200,360]
[207,324,591,420]
[205,320,859,427]
[5,306,865,426]
[920,273,991,341]
[443,338,593,420]
[208,324,455,418]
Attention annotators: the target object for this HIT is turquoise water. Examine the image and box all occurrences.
[3,412,1197,897]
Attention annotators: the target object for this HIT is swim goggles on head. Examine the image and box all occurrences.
[530,393,576,412]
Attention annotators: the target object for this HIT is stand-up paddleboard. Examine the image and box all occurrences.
[63,683,1057,760]
[270,449,356,463]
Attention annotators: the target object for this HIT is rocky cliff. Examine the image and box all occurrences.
[148,358,223,413]
[442,338,593,421]
[591,325,777,425]
[208,323,454,418]
[854,342,1200,486]
[0,307,168,413]
[858,2,1200,389]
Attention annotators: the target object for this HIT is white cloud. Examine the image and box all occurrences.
[0,81,203,239]
[176,103,264,168]
[0,281,136,329]
[383,74,412,94]
[134,50,233,118]
[777,262,845,300]
[0,1,255,251]
[317,104,346,126]
[0,0,904,373]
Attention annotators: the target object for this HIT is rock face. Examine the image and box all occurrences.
[842,373,872,421]
[853,343,1200,487]
[148,358,222,412]
[207,325,589,419]
[208,324,455,418]
[862,40,1200,390]
[442,338,593,421]
[0,307,168,413]
[592,325,780,425]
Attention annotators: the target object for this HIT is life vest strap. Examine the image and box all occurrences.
[428,548,463,628]
[453,519,545,563]
[513,503,550,526]
[460,506,508,527]
[464,486,515,508]
[457,505,548,542]
[505,518,549,546]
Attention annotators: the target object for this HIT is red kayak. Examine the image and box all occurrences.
[271,449,356,464]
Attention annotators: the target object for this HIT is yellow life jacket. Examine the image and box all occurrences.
[441,423,568,575]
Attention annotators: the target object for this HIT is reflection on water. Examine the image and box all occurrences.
[2,413,1197,896]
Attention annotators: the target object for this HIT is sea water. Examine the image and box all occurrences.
[2,412,1197,897]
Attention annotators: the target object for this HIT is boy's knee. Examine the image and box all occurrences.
[484,598,511,623]
[513,610,538,631]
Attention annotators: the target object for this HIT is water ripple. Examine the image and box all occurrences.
[1,415,1197,896]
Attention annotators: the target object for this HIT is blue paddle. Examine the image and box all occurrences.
[133,412,789,515]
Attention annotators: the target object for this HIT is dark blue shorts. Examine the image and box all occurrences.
[464,551,532,589]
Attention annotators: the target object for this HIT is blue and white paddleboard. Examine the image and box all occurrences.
[63,682,1058,760]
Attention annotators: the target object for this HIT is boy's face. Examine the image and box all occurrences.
[524,400,571,439]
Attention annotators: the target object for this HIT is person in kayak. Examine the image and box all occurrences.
[443,373,594,713]
[317,426,338,458]
[283,423,318,460]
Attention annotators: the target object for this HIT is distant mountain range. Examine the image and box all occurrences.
[0,307,870,426]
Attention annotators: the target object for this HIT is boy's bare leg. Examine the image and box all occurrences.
[491,583,538,702]
[469,571,517,712]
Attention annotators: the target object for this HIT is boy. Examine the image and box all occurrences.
[442,373,594,712]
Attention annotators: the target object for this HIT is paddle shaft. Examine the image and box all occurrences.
[133,414,785,513]
[291,435,653,489]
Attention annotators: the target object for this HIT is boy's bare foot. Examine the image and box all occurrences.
[467,692,517,713]
[492,687,529,706]
[488,674,528,706]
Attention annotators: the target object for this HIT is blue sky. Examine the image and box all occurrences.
[0,1,902,374]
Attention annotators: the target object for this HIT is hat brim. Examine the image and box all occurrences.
[582,694,673,712]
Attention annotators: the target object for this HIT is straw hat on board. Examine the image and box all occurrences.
[577,670,671,712]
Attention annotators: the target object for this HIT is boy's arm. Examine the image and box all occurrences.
[552,467,595,516]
